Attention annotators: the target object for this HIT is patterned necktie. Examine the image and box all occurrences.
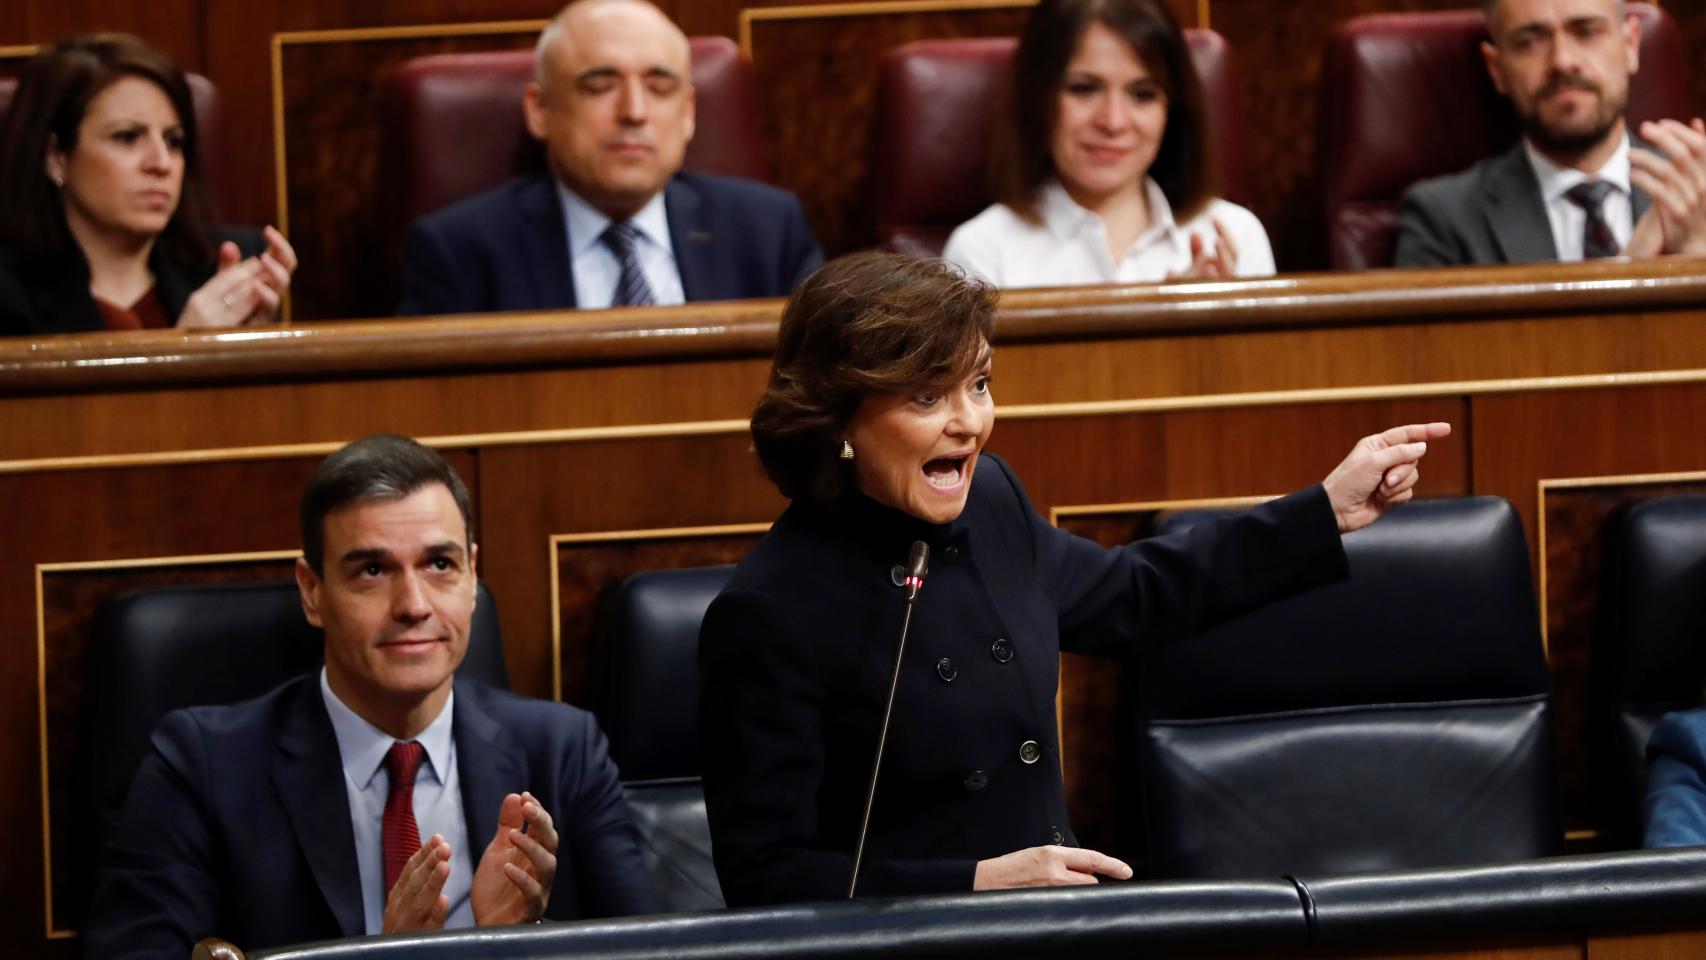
[1565,180,1619,259]
[382,740,426,892]
[601,220,656,307]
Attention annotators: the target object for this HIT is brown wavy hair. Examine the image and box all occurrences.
[751,252,996,505]
[0,34,216,274]
[989,0,1217,223]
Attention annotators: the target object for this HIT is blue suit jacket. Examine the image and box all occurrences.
[397,172,823,316]
[1643,708,1706,848]
[86,675,660,958]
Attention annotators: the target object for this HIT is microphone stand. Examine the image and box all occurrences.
[848,541,929,898]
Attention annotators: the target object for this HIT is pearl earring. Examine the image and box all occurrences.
[840,439,855,461]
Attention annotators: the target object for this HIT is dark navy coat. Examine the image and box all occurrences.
[699,452,1347,906]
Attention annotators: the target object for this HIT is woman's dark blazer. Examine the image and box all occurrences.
[0,227,262,337]
[698,452,1348,907]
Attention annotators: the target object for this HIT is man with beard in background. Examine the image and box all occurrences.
[1395,0,1706,266]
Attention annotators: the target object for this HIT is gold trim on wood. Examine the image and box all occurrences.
[547,522,771,701]
[269,19,548,323]
[1535,469,1706,655]
[1049,493,1277,526]
[16,364,1706,477]
[1196,0,1210,29]
[738,0,1036,56]
[0,44,42,60]
[36,548,301,940]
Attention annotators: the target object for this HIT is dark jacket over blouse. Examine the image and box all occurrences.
[0,226,262,338]
[699,452,1348,907]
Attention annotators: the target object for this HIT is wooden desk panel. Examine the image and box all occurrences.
[6,261,1706,954]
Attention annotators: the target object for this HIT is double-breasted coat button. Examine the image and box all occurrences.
[890,564,907,587]
[936,657,957,682]
[963,770,988,791]
[942,544,961,563]
[990,638,1014,663]
[1019,740,1041,764]
[1051,827,1065,844]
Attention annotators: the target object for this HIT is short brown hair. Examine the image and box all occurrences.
[989,0,1217,223]
[751,252,996,505]
[0,34,216,274]
[300,435,474,576]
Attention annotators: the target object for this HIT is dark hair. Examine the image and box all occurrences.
[990,0,1217,223]
[300,435,474,575]
[0,34,216,274]
[750,252,996,505]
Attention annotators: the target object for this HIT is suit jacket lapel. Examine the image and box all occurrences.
[664,176,715,300]
[272,681,366,938]
[518,175,577,309]
[1483,143,1558,263]
[454,681,528,857]
[1631,137,1655,221]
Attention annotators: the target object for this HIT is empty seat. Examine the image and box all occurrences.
[1319,3,1691,270]
[872,30,1250,257]
[1592,493,1706,844]
[591,564,734,911]
[1129,497,1561,877]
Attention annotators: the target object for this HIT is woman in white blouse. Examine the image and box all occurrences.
[944,0,1273,286]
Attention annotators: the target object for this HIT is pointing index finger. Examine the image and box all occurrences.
[1377,422,1451,446]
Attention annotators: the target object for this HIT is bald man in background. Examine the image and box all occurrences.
[398,0,822,315]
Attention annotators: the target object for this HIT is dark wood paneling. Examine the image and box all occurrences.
[554,531,764,705]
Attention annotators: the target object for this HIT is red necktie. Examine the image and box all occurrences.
[382,741,426,892]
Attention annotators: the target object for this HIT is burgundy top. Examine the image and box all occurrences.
[95,287,171,331]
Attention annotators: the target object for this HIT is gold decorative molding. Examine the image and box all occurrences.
[268,19,547,322]
[547,522,770,701]
[0,44,42,61]
[738,0,1036,56]
[36,548,300,940]
[15,364,1706,478]
[1050,493,1277,526]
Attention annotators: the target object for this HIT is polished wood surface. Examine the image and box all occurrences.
[6,262,1706,954]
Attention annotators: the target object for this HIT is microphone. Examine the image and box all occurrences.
[848,540,929,898]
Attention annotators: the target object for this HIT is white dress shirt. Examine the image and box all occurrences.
[556,184,686,308]
[943,177,1275,288]
[320,669,474,933]
[1524,133,1634,261]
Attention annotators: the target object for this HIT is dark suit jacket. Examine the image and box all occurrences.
[1643,708,1706,848]
[86,675,660,958]
[396,172,823,316]
[1394,141,1653,267]
[698,453,1348,907]
[0,228,263,338]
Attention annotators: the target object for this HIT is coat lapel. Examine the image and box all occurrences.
[272,681,366,938]
[1483,143,1558,263]
[454,681,528,857]
[663,176,715,300]
[518,175,577,309]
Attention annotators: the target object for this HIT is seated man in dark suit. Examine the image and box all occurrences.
[86,435,659,957]
[1395,0,1706,267]
[397,0,822,315]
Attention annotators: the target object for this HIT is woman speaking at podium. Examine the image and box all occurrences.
[698,251,1447,906]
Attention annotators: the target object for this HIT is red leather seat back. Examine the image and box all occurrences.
[872,30,1250,257]
[382,36,771,230]
[1320,3,1692,270]
[0,73,237,221]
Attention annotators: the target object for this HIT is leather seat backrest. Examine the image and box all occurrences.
[1319,2,1691,270]
[381,38,771,233]
[1133,497,1560,878]
[592,564,734,910]
[1593,494,1706,842]
[77,579,507,915]
[872,29,1250,257]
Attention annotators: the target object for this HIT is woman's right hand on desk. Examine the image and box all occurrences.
[973,844,1133,889]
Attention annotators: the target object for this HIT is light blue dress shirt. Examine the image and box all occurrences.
[556,183,685,309]
[319,668,474,933]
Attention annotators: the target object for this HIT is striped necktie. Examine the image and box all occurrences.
[382,740,426,892]
[1565,180,1618,259]
[601,220,656,307]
